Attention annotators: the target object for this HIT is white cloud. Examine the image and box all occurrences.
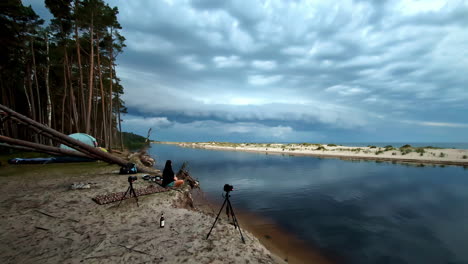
[251,60,277,70]
[213,56,245,68]
[178,56,205,71]
[248,75,283,86]
[123,115,172,128]
[402,120,468,128]
[125,31,174,53]
[325,85,369,96]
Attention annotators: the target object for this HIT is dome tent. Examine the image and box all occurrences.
[60,133,98,151]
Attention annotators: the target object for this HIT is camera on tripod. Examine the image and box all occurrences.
[128,176,137,183]
[224,184,234,192]
[207,183,245,243]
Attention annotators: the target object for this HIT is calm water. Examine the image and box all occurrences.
[149,143,468,264]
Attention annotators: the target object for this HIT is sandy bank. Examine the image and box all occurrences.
[0,162,286,264]
[171,142,468,167]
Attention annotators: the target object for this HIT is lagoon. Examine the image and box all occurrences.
[149,143,468,264]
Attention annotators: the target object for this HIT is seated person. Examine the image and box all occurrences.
[162,160,184,187]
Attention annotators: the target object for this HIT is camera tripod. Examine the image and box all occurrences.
[206,191,245,243]
[118,180,139,207]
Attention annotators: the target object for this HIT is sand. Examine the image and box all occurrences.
[173,142,468,166]
[0,162,288,264]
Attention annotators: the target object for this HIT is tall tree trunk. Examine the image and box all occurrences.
[96,34,108,149]
[31,39,42,126]
[62,63,68,134]
[92,82,98,139]
[64,48,79,132]
[26,65,38,143]
[108,28,114,150]
[45,34,53,145]
[85,13,94,134]
[117,93,123,150]
[26,66,36,122]
[23,76,32,118]
[75,0,85,130]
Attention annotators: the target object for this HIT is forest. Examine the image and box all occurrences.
[0,0,127,151]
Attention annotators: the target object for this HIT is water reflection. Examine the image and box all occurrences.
[149,144,468,264]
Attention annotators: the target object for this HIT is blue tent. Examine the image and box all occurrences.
[60,133,97,151]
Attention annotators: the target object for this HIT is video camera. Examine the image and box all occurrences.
[128,176,138,183]
[224,184,234,193]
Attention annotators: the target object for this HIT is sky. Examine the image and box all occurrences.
[25,0,468,143]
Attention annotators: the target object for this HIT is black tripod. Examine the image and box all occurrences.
[206,191,245,243]
[118,180,139,207]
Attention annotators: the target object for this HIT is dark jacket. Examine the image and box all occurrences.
[162,160,174,187]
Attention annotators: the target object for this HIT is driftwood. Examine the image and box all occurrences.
[176,162,199,189]
[0,104,156,173]
[0,136,93,159]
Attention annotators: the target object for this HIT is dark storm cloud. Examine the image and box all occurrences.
[25,0,468,141]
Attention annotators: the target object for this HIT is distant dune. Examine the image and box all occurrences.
[161,142,468,167]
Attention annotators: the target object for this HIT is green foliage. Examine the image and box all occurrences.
[316,146,326,151]
[439,152,446,158]
[327,144,337,147]
[400,148,413,155]
[392,152,397,155]
[375,150,384,155]
[463,155,467,159]
[121,132,148,150]
[368,145,377,148]
[415,148,425,154]
[384,145,396,151]
[401,144,412,148]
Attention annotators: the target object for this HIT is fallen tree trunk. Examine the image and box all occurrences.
[0,136,93,159]
[0,104,125,164]
[0,104,156,173]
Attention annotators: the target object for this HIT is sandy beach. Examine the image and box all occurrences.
[168,142,468,167]
[0,161,331,264]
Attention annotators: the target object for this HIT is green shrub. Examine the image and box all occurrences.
[316,146,326,151]
[415,148,425,154]
[463,155,467,159]
[439,152,446,158]
[375,150,384,155]
[368,145,377,148]
[400,148,412,155]
[327,144,337,147]
[384,145,396,151]
[401,144,412,148]
[392,152,397,155]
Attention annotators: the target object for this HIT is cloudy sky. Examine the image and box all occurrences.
[27,0,468,143]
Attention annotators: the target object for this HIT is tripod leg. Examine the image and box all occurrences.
[130,186,139,207]
[117,186,131,207]
[206,197,228,240]
[227,199,246,244]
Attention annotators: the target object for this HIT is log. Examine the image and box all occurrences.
[0,142,81,158]
[0,104,125,164]
[0,104,155,173]
[0,136,93,159]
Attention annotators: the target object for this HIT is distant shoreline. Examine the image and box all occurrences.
[156,142,468,167]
